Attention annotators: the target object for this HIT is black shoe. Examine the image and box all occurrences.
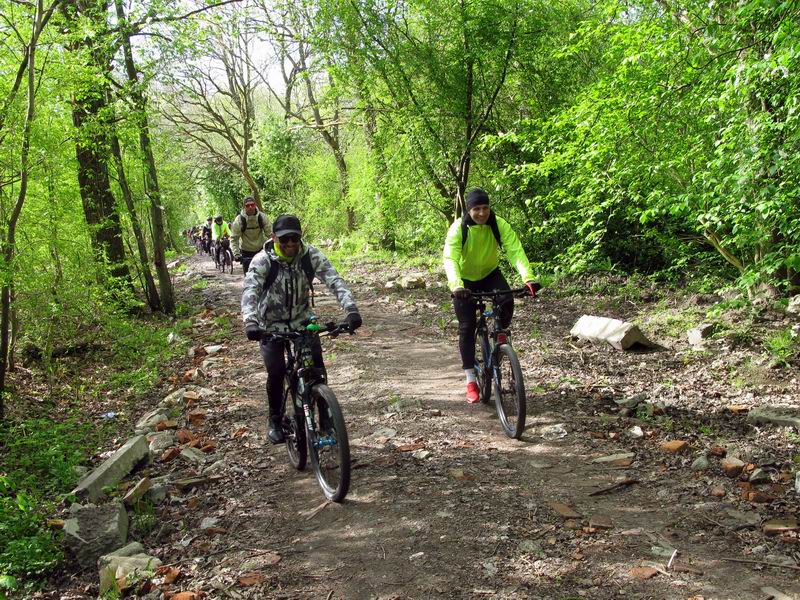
[267,416,285,444]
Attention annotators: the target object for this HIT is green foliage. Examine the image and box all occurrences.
[0,418,96,580]
[764,327,798,366]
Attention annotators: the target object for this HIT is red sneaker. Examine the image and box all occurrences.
[466,381,480,404]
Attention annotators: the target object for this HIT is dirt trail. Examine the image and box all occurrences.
[154,254,800,600]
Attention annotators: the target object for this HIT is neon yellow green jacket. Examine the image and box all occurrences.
[212,221,231,241]
[443,214,534,291]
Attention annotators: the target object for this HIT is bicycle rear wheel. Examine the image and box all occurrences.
[307,384,350,502]
[474,330,492,404]
[493,344,526,439]
[284,377,307,470]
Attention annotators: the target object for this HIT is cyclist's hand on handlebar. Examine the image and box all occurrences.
[524,281,542,298]
[345,311,362,331]
[453,287,471,300]
[245,324,262,341]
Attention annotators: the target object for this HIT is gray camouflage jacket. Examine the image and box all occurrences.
[230,209,270,255]
[241,241,358,333]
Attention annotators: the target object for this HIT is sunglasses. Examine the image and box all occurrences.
[278,234,300,244]
[245,203,256,208]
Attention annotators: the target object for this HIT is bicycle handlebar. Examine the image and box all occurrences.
[260,320,353,342]
[451,283,542,300]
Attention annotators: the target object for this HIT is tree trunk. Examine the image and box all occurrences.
[109,129,161,311]
[1,0,42,421]
[114,0,175,313]
[67,0,131,285]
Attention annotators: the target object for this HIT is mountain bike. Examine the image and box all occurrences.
[215,238,234,273]
[470,286,538,439]
[263,318,353,502]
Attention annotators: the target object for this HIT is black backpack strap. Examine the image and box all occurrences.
[263,258,280,292]
[301,252,315,307]
[487,212,502,247]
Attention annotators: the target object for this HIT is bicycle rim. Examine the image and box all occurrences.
[307,384,350,502]
[284,378,306,470]
[474,331,492,404]
[493,344,527,439]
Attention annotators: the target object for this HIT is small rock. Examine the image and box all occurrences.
[629,566,659,580]
[721,457,745,478]
[591,452,635,465]
[749,467,771,484]
[540,424,568,440]
[762,518,800,536]
[548,501,581,518]
[786,295,800,315]
[200,517,220,530]
[203,344,224,355]
[411,449,431,460]
[409,551,425,562]
[180,447,209,465]
[628,426,644,438]
[709,446,726,457]
[761,587,794,600]
[615,394,646,409]
[710,486,726,498]
[691,455,710,471]
[122,478,152,507]
[661,440,689,454]
[687,323,715,346]
[795,472,800,495]
[148,431,176,454]
[589,514,613,529]
[167,332,180,345]
[482,560,498,576]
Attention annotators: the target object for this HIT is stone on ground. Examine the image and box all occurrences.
[746,407,800,429]
[63,502,129,569]
[787,295,800,315]
[148,431,176,454]
[661,440,689,454]
[122,478,152,506]
[98,542,162,594]
[399,275,426,290]
[720,457,745,478]
[687,323,715,346]
[135,409,169,434]
[570,315,655,350]
[72,436,149,502]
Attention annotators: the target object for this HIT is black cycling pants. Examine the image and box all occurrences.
[453,268,513,369]
[241,250,258,275]
[260,337,325,417]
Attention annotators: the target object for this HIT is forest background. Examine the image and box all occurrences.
[0,0,799,591]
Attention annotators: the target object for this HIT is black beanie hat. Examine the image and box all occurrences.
[466,188,490,210]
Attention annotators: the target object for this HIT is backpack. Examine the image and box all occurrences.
[262,241,316,304]
[461,211,502,247]
[238,212,266,233]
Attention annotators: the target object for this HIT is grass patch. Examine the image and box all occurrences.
[191,280,209,290]
[764,327,798,367]
[0,418,99,587]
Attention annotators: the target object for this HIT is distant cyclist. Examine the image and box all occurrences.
[241,214,362,443]
[201,217,213,254]
[443,188,539,404]
[230,196,270,274]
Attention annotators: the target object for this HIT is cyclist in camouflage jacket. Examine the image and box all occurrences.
[241,214,362,443]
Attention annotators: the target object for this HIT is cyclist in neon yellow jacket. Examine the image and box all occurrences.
[443,188,539,404]
[211,215,231,241]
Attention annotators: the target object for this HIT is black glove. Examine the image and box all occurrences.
[453,288,471,300]
[345,312,362,331]
[245,324,262,341]
[525,281,542,298]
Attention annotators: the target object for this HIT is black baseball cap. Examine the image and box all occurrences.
[273,214,302,237]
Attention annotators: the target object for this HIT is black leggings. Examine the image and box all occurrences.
[241,250,258,274]
[260,337,325,417]
[453,268,513,369]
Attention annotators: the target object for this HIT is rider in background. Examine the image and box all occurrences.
[211,215,231,243]
[241,214,362,444]
[443,188,539,404]
[230,196,270,274]
[201,217,213,254]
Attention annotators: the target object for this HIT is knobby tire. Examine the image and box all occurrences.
[284,376,307,470]
[474,330,492,404]
[493,344,526,439]
[308,384,350,502]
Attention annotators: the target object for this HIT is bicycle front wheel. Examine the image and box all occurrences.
[284,377,307,471]
[493,344,526,439]
[307,384,350,502]
[474,330,492,404]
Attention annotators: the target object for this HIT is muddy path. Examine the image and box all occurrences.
[139,253,799,600]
